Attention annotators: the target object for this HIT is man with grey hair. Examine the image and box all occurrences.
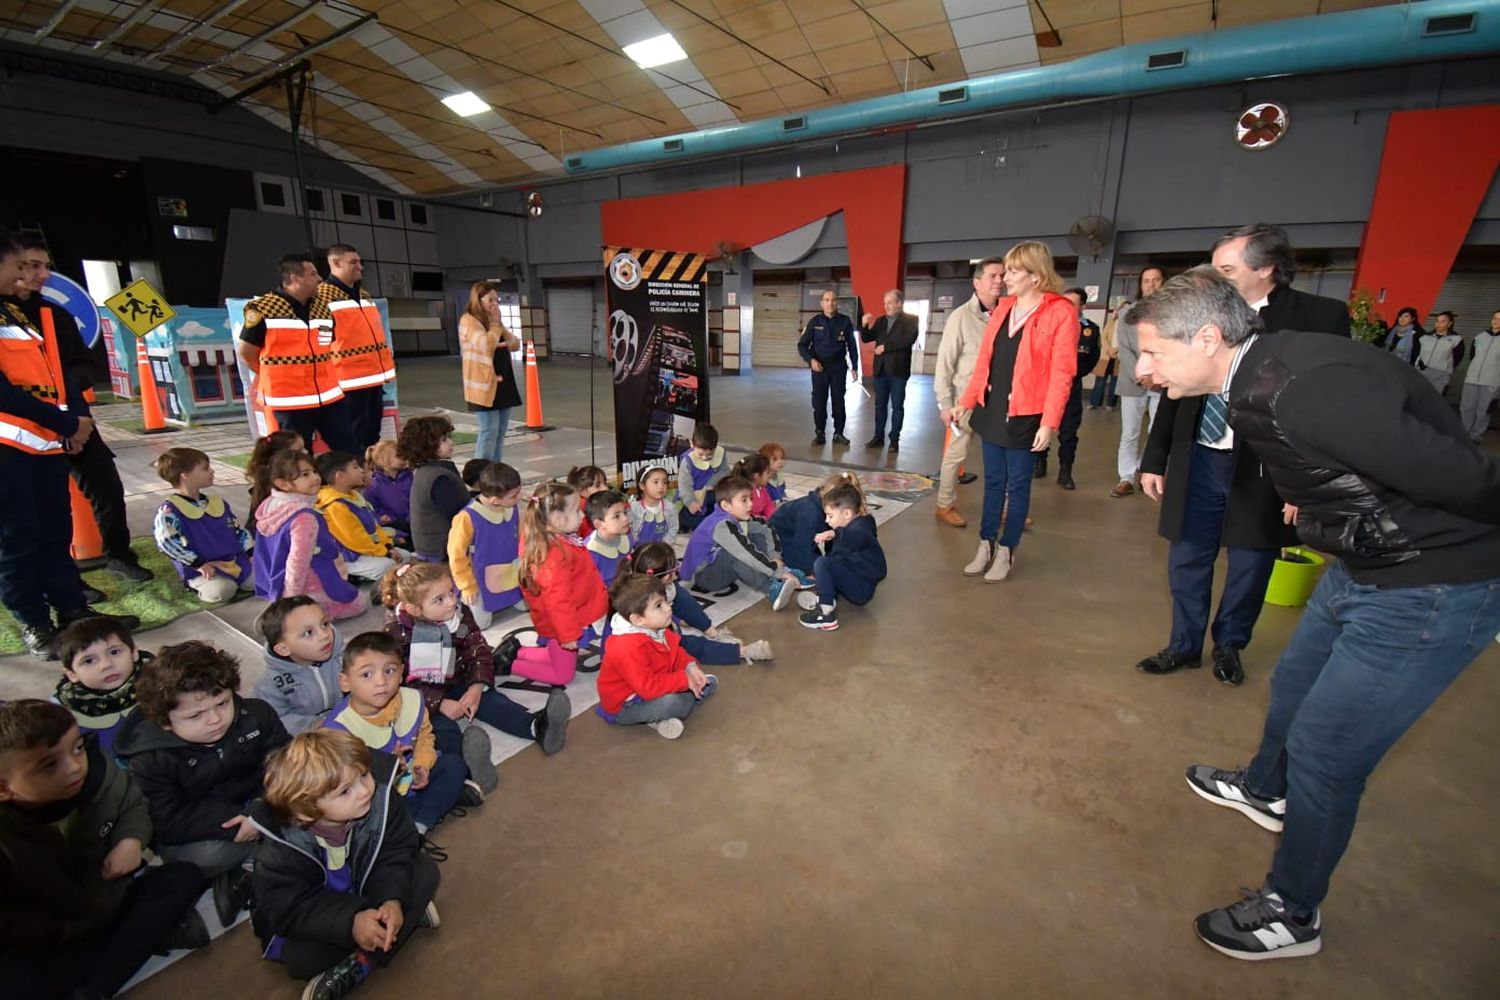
[1131,265,1500,962]
[860,289,919,453]
[1136,223,1348,687]
[932,258,1003,526]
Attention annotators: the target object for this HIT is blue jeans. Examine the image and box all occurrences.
[432,684,535,743]
[473,407,512,464]
[872,374,908,441]
[615,691,697,725]
[1244,560,1500,913]
[1089,364,1117,407]
[680,632,742,665]
[405,751,468,832]
[978,439,1036,549]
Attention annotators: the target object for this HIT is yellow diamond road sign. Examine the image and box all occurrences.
[105,279,176,338]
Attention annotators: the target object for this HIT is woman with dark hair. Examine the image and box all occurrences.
[1381,306,1422,363]
[458,281,522,463]
[951,241,1080,583]
[1416,310,1464,396]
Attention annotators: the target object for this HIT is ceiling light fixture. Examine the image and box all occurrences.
[623,33,688,69]
[442,91,491,117]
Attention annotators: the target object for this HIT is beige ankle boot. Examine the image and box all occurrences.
[963,539,995,576]
[983,545,1013,583]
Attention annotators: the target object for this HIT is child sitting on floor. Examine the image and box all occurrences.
[254,595,346,734]
[733,453,776,520]
[797,479,888,633]
[115,641,290,926]
[401,416,467,563]
[447,461,525,630]
[461,459,490,501]
[323,632,481,836]
[382,563,569,758]
[626,543,773,666]
[247,429,305,526]
[250,729,440,999]
[0,701,208,998]
[584,489,632,586]
[676,422,730,532]
[770,471,860,577]
[316,451,406,583]
[518,482,610,687]
[628,465,677,548]
[566,464,608,537]
[255,450,367,620]
[760,442,788,503]
[53,615,151,756]
[363,439,412,544]
[152,446,254,605]
[681,476,799,610]
[596,574,716,741]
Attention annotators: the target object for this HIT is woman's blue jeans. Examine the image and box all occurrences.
[473,407,512,464]
[978,439,1037,549]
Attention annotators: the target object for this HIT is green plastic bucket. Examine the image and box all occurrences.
[1264,547,1326,608]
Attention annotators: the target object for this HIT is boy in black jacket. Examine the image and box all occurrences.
[798,480,887,632]
[252,728,440,999]
[115,640,290,926]
[0,700,207,999]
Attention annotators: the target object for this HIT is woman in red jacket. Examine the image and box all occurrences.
[952,242,1080,582]
[516,481,609,685]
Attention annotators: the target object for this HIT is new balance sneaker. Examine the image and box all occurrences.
[459,778,485,807]
[302,951,374,1000]
[533,687,571,755]
[648,718,685,740]
[768,578,795,611]
[799,606,840,631]
[742,639,774,663]
[796,590,820,612]
[1195,886,1321,961]
[418,900,441,929]
[1186,765,1285,832]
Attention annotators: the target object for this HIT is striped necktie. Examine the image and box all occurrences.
[1198,393,1229,446]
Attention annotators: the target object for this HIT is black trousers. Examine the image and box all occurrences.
[68,432,134,562]
[275,396,356,454]
[344,386,387,454]
[1057,378,1084,465]
[810,363,847,435]
[0,448,87,626]
[0,861,205,1000]
[277,851,441,980]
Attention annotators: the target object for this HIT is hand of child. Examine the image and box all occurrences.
[199,562,218,579]
[438,698,466,721]
[460,587,479,605]
[459,684,483,720]
[379,514,393,524]
[223,814,260,843]
[686,663,708,698]
[704,625,719,639]
[100,837,143,880]
[688,501,701,514]
[376,900,404,951]
[213,560,242,578]
[814,529,835,544]
[352,909,387,952]
[411,764,429,790]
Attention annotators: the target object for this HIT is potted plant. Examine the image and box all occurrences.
[1348,288,1388,346]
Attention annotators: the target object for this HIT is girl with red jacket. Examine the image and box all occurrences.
[952,241,1080,583]
[595,573,716,740]
[517,482,609,686]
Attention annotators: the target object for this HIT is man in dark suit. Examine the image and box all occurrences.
[1136,223,1349,686]
[860,289,919,453]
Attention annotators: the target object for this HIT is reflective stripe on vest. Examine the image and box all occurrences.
[327,298,395,388]
[259,317,344,409]
[459,324,501,406]
[0,321,67,454]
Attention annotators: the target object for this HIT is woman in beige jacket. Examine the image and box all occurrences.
[458,281,522,463]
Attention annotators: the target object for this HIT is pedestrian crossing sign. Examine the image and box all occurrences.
[105,279,177,338]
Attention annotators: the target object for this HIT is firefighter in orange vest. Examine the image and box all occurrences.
[237,252,354,453]
[0,228,139,658]
[316,243,396,451]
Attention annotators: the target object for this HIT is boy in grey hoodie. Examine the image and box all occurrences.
[254,596,346,734]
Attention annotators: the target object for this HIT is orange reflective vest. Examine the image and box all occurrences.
[245,290,344,411]
[0,301,70,455]
[315,282,395,390]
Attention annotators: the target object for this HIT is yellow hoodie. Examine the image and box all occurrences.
[315,486,394,558]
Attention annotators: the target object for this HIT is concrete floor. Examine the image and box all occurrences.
[41,357,1500,997]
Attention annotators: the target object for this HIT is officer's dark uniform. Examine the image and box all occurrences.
[796,309,859,441]
[1045,314,1102,484]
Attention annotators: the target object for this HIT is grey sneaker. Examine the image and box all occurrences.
[1186,765,1285,833]
[648,718,685,740]
[1195,886,1321,961]
[796,590,819,611]
[533,687,571,755]
[460,723,498,793]
[742,639,774,662]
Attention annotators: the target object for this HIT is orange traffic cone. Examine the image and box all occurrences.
[69,476,105,563]
[524,340,544,429]
[135,337,168,433]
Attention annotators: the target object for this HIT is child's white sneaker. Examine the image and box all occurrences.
[796,590,819,611]
[648,718,685,740]
[742,639,774,663]
[769,577,795,611]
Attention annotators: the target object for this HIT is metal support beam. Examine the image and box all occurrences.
[285,64,316,253]
[93,0,168,49]
[33,0,80,42]
[156,0,257,58]
[199,0,325,73]
[232,12,376,90]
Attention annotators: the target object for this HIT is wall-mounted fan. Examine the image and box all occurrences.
[1067,215,1114,258]
[1236,102,1289,150]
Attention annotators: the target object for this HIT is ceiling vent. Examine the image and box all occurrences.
[937,86,968,105]
[662,138,684,152]
[1423,12,1476,36]
[782,115,807,132]
[565,156,583,169]
[1146,50,1187,70]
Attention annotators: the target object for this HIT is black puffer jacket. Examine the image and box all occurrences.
[115,696,290,847]
[248,751,421,949]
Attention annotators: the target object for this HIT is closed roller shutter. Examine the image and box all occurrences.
[1429,272,1500,383]
[547,283,596,356]
[752,280,803,367]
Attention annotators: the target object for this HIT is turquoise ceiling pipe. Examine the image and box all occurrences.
[562,0,1500,175]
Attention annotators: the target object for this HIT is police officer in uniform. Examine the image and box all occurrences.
[315,244,396,452]
[1039,287,1101,490]
[796,288,859,446]
[0,228,138,658]
[237,253,354,453]
[14,236,151,585]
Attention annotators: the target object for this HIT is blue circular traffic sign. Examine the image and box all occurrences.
[42,273,103,348]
